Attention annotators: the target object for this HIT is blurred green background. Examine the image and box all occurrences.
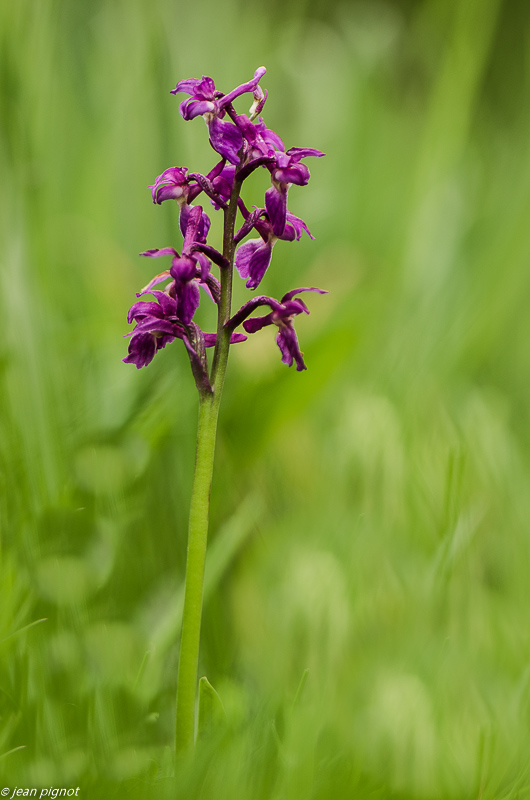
[2,0,530,796]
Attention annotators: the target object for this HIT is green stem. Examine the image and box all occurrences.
[175,392,217,753]
[175,174,243,756]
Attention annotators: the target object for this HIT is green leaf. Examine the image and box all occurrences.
[291,668,309,712]
[197,676,226,740]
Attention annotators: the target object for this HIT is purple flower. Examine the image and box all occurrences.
[139,249,209,325]
[171,68,267,164]
[265,148,325,237]
[123,291,186,368]
[139,206,221,324]
[234,237,272,291]
[149,165,219,241]
[150,166,198,205]
[210,165,236,208]
[124,290,246,384]
[178,203,210,245]
[231,114,284,164]
[235,208,315,290]
[126,67,327,386]
[228,288,327,371]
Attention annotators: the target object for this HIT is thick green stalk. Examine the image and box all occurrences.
[175,175,242,755]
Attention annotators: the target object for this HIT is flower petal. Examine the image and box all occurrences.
[211,166,236,207]
[281,286,328,303]
[148,290,179,317]
[182,204,203,250]
[265,185,287,237]
[202,332,247,347]
[181,98,216,120]
[208,116,243,164]
[235,238,273,288]
[151,184,184,204]
[193,251,212,278]
[247,243,274,290]
[170,255,197,283]
[285,147,325,161]
[136,270,171,296]
[172,77,215,97]
[127,301,164,324]
[219,66,267,108]
[132,317,180,337]
[256,118,284,151]
[179,203,211,243]
[230,332,248,344]
[276,326,306,371]
[123,333,158,369]
[150,166,189,204]
[234,239,260,279]
[273,163,310,186]
[140,247,179,259]
[196,76,217,96]
[243,313,274,333]
[177,281,201,324]
[282,212,314,241]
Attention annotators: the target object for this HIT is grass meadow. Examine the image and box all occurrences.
[2,0,530,796]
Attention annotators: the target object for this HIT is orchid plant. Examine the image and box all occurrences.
[123,67,326,754]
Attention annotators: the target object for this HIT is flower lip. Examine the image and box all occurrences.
[235,237,274,289]
[272,164,310,187]
[181,98,216,121]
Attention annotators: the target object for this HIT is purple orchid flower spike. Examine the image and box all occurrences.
[235,207,315,290]
[171,68,267,164]
[265,147,325,237]
[228,287,327,371]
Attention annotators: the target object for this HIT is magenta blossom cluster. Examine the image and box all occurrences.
[124,67,326,386]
